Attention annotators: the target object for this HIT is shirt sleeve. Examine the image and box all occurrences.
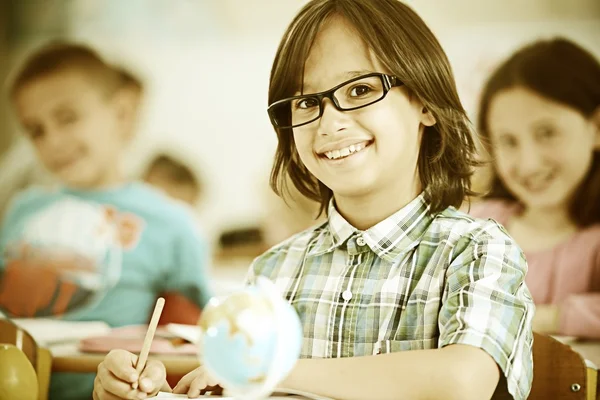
[164,215,213,308]
[438,222,535,400]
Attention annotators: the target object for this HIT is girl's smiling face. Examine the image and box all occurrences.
[488,86,600,212]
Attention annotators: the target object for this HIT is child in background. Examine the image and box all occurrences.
[0,64,144,220]
[470,38,600,338]
[142,153,202,206]
[142,152,206,327]
[0,42,213,399]
[93,1,534,399]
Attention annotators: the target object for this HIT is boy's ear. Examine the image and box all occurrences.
[114,87,138,120]
[112,86,140,140]
[420,106,436,127]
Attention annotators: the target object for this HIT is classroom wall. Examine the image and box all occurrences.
[3,0,600,245]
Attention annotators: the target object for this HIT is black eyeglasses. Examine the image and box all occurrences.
[267,73,403,129]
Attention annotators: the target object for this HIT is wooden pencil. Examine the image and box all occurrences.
[132,297,165,390]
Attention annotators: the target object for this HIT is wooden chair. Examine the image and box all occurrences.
[0,319,52,400]
[530,332,597,400]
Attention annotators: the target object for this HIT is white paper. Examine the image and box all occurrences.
[155,394,223,399]
[10,318,111,345]
[165,323,202,344]
[154,388,334,399]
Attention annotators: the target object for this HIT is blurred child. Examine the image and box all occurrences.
[141,153,206,328]
[0,64,143,225]
[0,64,144,220]
[0,41,212,399]
[470,38,600,339]
[143,153,202,206]
[93,1,534,400]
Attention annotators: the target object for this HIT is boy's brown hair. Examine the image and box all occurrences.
[477,38,600,227]
[9,41,123,99]
[268,0,479,216]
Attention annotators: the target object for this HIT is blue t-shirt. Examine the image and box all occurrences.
[0,182,213,399]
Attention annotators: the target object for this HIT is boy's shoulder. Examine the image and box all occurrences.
[251,206,518,259]
[121,182,203,235]
[4,185,62,216]
[5,183,200,236]
[127,182,194,216]
[435,205,514,242]
[248,204,524,281]
[432,206,524,265]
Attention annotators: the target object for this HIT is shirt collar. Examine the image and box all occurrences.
[309,193,434,262]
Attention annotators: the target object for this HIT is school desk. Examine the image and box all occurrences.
[50,342,199,375]
[50,340,600,374]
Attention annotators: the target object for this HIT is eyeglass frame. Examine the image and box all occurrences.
[267,72,403,129]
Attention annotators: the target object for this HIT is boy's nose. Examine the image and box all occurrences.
[317,98,347,136]
[43,129,64,151]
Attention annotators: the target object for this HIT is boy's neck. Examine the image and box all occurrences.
[334,180,422,231]
[65,171,129,193]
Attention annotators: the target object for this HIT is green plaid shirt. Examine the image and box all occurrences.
[248,193,534,400]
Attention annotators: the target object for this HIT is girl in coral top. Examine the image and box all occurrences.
[471,37,600,339]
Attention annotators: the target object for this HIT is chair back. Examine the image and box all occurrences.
[529,332,597,400]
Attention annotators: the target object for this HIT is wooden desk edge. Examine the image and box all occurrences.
[52,353,199,375]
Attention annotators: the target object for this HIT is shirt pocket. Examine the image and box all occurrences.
[375,338,438,354]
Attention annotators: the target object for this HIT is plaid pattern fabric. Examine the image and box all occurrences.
[248,193,534,400]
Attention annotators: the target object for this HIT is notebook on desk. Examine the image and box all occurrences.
[79,325,198,355]
[11,318,111,346]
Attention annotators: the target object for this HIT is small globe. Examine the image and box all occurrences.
[198,277,302,399]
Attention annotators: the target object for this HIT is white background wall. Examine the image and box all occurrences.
[6,0,600,245]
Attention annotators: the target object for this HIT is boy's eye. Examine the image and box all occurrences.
[349,84,372,97]
[535,126,557,141]
[55,110,78,125]
[25,125,44,141]
[295,97,319,110]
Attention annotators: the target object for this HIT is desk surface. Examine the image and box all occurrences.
[51,343,199,375]
[51,340,600,375]
[569,341,600,367]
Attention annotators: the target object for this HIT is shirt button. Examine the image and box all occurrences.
[342,290,353,301]
[356,236,366,246]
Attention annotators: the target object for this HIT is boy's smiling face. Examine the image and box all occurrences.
[292,17,435,211]
[14,68,129,189]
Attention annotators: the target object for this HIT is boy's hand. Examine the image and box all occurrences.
[173,366,222,397]
[93,349,167,399]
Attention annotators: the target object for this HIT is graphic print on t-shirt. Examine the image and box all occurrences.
[0,196,144,317]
